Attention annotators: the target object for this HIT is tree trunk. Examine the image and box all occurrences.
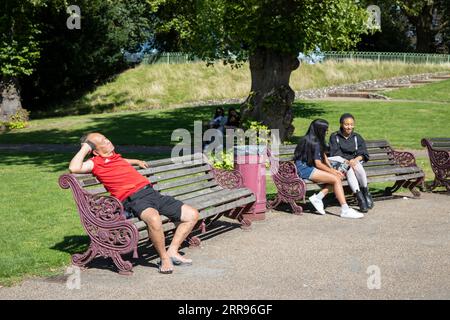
[0,76,23,122]
[241,48,300,142]
[415,5,435,53]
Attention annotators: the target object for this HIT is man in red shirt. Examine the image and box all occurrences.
[69,132,199,274]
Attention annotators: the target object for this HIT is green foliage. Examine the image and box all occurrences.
[0,0,43,77]
[357,0,414,52]
[207,149,234,170]
[153,0,370,64]
[242,120,271,145]
[1,108,30,130]
[25,0,154,108]
[363,0,450,53]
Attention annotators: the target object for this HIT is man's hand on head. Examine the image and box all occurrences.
[81,142,94,154]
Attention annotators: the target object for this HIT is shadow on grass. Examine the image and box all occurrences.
[0,152,73,172]
[49,220,242,274]
[288,102,326,143]
[0,103,240,146]
[292,101,326,119]
[1,101,326,146]
[0,151,168,172]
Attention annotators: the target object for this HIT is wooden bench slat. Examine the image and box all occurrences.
[365,140,389,148]
[149,165,211,183]
[86,187,108,195]
[137,159,206,176]
[162,180,219,197]
[198,195,256,218]
[147,153,205,167]
[427,142,450,147]
[183,188,254,210]
[369,154,393,161]
[363,160,396,167]
[175,186,224,201]
[365,166,422,176]
[367,148,391,156]
[153,172,215,191]
[367,172,424,183]
[304,171,424,189]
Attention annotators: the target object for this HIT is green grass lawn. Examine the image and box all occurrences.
[1,99,449,150]
[383,79,450,102]
[290,99,450,149]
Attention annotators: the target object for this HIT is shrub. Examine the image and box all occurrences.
[3,109,30,130]
[207,150,234,170]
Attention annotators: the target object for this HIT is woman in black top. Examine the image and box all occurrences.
[329,113,374,212]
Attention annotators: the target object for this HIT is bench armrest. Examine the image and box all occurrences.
[59,174,127,222]
[269,159,307,202]
[390,149,418,167]
[211,168,244,189]
[59,173,139,258]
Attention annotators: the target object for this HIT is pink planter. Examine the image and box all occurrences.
[234,146,267,221]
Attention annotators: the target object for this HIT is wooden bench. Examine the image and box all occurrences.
[59,153,255,275]
[421,138,450,192]
[267,140,425,215]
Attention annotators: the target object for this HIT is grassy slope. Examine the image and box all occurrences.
[383,79,450,102]
[37,60,450,117]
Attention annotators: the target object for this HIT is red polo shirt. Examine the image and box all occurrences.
[91,153,151,201]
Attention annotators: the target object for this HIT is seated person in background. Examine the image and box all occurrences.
[209,107,226,131]
[224,107,241,130]
[68,132,200,274]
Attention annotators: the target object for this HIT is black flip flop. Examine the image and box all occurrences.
[158,262,173,274]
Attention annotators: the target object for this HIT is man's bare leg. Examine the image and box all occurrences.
[167,204,199,264]
[140,208,173,273]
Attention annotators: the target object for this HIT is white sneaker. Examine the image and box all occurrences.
[309,194,326,215]
[340,207,364,219]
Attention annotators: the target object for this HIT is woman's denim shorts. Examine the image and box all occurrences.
[295,160,316,180]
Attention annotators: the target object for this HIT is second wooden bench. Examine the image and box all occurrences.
[267,140,425,215]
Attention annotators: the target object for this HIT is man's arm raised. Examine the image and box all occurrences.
[69,143,94,174]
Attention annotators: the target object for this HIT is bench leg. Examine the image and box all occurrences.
[384,180,403,196]
[224,204,253,230]
[267,196,282,211]
[428,178,440,192]
[408,177,423,198]
[112,252,134,275]
[289,200,304,215]
[72,244,98,269]
[72,242,134,275]
[428,177,450,192]
[187,236,202,248]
